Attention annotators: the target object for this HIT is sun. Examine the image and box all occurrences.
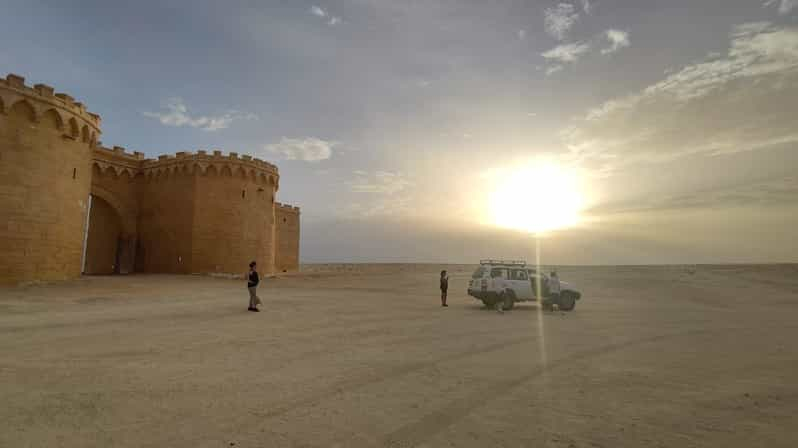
[488,161,585,234]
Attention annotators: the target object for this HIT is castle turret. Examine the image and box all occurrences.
[135,150,281,275]
[0,74,101,284]
[275,202,301,272]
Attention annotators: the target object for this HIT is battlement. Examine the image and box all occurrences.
[89,146,282,186]
[276,202,301,213]
[0,73,101,132]
[142,150,279,176]
[95,145,146,161]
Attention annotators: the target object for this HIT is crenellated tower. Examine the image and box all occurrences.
[0,74,101,283]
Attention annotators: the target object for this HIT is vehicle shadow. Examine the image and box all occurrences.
[466,303,558,313]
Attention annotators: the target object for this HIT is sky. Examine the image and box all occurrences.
[2,0,797,264]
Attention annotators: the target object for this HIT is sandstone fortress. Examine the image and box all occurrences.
[0,74,300,285]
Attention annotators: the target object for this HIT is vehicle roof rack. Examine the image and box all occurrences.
[480,259,527,266]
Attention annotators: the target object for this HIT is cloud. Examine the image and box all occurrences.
[349,171,412,194]
[562,22,798,175]
[601,29,630,54]
[143,98,256,131]
[542,42,591,62]
[263,137,337,162]
[310,5,326,17]
[590,176,798,215]
[546,65,564,76]
[310,5,341,26]
[544,3,580,41]
[581,0,592,14]
[765,0,798,15]
[344,171,414,218]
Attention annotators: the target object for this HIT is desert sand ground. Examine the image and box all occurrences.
[1,264,797,447]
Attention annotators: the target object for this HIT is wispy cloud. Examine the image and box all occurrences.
[344,171,414,217]
[546,65,564,76]
[562,22,798,175]
[764,0,798,15]
[309,5,342,26]
[601,29,630,54]
[263,137,337,162]
[581,0,592,14]
[143,98,257,131]
[544,3,580,41]
[542,42,591,63]
[589,176,798,215]
[349,171,412,194]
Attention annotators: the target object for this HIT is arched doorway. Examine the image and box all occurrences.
[83,195,126,275]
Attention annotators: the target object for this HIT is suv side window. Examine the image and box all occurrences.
[490,268,507,278]
[511,269,528,280]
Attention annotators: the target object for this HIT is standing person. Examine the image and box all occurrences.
[440,270,449,307]
[247,261,262,312]
[543,271,561,311]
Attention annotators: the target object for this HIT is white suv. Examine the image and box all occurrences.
[467,259,582,311]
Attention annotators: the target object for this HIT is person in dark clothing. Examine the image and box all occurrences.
[247,261,262,312]
[440,270,449,307]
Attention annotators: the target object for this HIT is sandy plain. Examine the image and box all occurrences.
[1,263,797,447]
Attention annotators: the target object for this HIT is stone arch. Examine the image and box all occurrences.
[206,165,218,177]
[220,165,232,177]
[89,185,136,237]
[0,95,4,114]
[41,108,64,131]
[68,117,79,138]
[84,186,137,275]
[9,99,36,122]
[90,132,97,148]
[268,175,275,186]
[81,125,90,143]
[103,165,119,179]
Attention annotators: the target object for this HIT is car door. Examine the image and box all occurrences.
[535,273,551,298]
[527,271,548,299]
[509,269,533,300]
[490,267,508,292]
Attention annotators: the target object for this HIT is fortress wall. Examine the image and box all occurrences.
[0,73,299,283]
[135,165,196,274]
[190,158,277,275]
[0,75,99,284]
[275,204,300,273]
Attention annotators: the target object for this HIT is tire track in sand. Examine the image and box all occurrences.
[380,325,779,448]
